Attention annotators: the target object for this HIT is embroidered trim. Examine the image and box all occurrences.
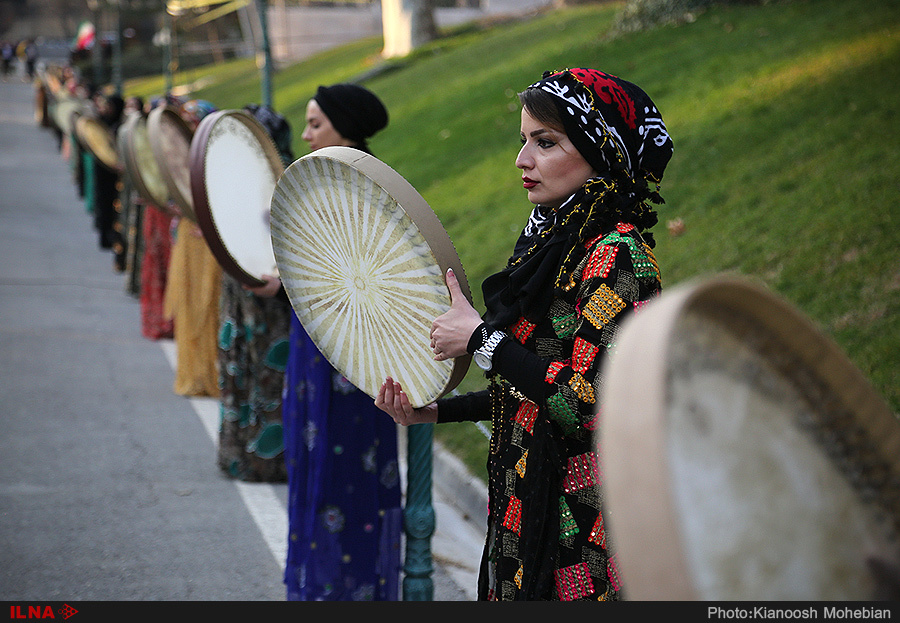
[562,452,599,493]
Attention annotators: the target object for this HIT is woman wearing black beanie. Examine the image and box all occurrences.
[262,82,402,601]
[301,83,388,154]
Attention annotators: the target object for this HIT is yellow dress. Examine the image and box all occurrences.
[164,218,222,397]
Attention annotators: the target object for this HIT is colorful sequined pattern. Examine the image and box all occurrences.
[547,392,580,435]
[551,311,578,339]
[568,372,595,404]
[555,562,595,601]
[545,361,566,384]
[514,401,538,433]
[582,244,618,281]
[572,337,600,375]
[562,452,599,493]
[503,496,523,535]
[510,317,537,344]
[583,283,626,330]
[607,554,621,591]
[597,228,660,281]
[560,497,579,540]
[589,510,606,547]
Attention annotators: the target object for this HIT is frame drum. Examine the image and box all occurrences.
[189,110,284,287]
[75,115,120,171]
[122,112,171,212]
[148,104,196,221]
[270,146,472,408]
[600,275,900,600]
[51,96,87,139]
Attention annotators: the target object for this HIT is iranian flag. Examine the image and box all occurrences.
[74,21,95,51]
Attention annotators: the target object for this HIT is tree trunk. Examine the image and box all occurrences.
[381,0,437,59]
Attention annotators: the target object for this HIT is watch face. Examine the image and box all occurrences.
[474,352,491,371]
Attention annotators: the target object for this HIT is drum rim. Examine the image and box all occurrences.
[189,109,285,288]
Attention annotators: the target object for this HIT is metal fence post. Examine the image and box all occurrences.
[403,422,435,600]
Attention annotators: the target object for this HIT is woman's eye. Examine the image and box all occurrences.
[537,138,555,149]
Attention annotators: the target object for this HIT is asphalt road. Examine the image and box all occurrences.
[0,76,485,603]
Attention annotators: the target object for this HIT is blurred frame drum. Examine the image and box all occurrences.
[75,115,120,172]
[121,111,172,213]
[270,146,471,409]
[189,109,285,288]
[148,104,196,221]
[600,275,900,600]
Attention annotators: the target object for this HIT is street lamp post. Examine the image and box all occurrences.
[254,0,272,107]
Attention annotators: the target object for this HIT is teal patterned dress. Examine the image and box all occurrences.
[217,274,291,482]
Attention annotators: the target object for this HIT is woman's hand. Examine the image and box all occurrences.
[430,268,482,361]
[244,274,282,298]
[375,377,438,426]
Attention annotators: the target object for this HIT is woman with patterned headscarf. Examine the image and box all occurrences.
[376,68,674,600]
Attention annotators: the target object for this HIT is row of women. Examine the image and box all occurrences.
[41,63,678,600]
[39,67,403,601]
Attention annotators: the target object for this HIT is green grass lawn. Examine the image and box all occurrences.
[126,0,900,482]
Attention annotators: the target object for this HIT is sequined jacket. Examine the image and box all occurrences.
[438,222,662,601]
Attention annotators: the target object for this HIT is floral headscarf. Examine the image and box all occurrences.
[178,99,217,129]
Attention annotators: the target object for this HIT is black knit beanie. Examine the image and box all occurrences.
[313,83,389,147]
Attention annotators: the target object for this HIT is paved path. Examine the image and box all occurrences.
[0,77,485,602]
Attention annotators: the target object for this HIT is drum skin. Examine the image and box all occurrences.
[189,110,284,287]
[270,146,471,408]
[599,275,900,600]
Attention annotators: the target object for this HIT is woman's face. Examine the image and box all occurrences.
[515,107,596,209]
[301,99,354,152]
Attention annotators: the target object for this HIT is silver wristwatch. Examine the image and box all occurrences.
[473,328,505,372]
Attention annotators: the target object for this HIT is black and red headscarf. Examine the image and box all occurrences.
[529,68,673,188]
[482,69,674,329]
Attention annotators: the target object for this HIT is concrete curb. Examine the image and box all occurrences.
[433,441,488,530]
